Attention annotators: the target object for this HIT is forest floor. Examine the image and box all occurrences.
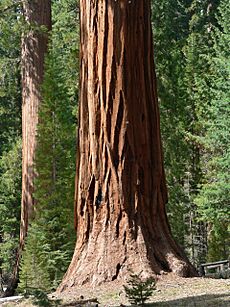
[1,274,230,306]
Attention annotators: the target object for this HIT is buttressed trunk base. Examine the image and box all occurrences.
[60,0,197,289]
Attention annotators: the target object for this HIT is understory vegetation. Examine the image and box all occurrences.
[124,272,156,306]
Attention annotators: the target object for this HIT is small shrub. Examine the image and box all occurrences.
[23,288,61,307]
[30,289,52,307]
[124,271,156,306]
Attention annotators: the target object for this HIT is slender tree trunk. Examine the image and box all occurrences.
[20,0,51,249]
[60,0,197,289]
[2,0,51,297]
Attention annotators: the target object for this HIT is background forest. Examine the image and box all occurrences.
[0,0,229,292]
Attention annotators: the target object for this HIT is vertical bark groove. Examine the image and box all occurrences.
[60,0,197,290]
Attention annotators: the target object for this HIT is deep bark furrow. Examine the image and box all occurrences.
[60,0,197,289]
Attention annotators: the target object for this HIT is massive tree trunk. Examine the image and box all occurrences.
[2,0,51,297]
[60,0,197,289]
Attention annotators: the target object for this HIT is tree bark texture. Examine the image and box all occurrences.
[20,0,51,248]
[60,0,197,289]
[2,0,51,297]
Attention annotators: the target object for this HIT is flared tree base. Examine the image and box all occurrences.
[59,0,198,292]
[59,217,197,291]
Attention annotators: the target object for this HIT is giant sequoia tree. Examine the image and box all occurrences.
[3,0,51,296]
[20,0,51,249]
[60,0,197,289]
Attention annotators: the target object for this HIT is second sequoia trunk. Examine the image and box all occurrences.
[61,0,197,288]
[2,0,51,297]
[20,0,51,248]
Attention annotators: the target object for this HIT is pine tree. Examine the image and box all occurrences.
[151,0,193,249]
[0,0,22,289]
[182,0,220,265]
[34,51,77,273]
[18,223,51,293]
[1,0,79,294]
[124,272,156,306]
[194,0,230,261]
[19,45,77,291]
[0,140,21,283]
[18,0,79,293]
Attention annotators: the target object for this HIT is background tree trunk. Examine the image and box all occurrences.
[60,0,197,289]
[20,0,51,249]
[2,0,51,297]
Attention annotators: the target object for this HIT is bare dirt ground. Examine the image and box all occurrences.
[1,274,230,306]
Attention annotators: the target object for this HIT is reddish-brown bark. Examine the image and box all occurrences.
[60,0,197,289]
[20,0,51,248]
[2,0,51,297]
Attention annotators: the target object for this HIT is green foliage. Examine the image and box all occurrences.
[0,0,22,283]
[152,0,228,266]
[124,272,156,306]
[18,224,52,292]
[18,0,79,291]
[30,289,54,307]
[52,0,79,102]
[19,53,76,291]
[23,287,61,306]
[0,139,21,279]
[18,219,74,292]
[193,0,230,261]
[0,0,21,154]
[151,0,198,252]
[34,52,76,229]
[180,0,214,265]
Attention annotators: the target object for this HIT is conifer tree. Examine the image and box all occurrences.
[19,0,79,285]
[151,0,193,249]
[0,0,22,289]
[0,140,21,283]
[20,0,52,250]
[18,223,51,292]
[194,0,230,261]
[2,0,52,296]
[182,0,220,265]
[19,53,76,291]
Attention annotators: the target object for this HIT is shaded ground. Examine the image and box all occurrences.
[1,274,229,306]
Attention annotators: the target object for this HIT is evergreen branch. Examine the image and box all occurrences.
[0,1,22,15]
